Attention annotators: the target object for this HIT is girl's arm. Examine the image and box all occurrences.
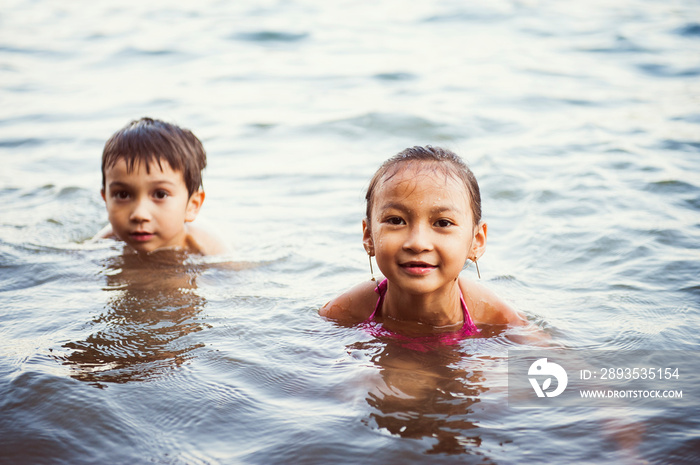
[459,277,528,326]
[320,280,378,323]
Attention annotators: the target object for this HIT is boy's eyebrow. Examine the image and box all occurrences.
[108,181,131,189]
[148,179,179,187]
[107,179,179,188]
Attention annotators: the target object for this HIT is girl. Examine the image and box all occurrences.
[320,146,526,338]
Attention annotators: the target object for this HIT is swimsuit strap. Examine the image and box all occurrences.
[369,278,479,334]
[367,278,388,321]
[459,292,479,335]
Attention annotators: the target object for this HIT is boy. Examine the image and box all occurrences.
[95,117,226,255]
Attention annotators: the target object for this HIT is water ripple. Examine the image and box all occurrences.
[1,0,699,463]
[676,23,700,37]
[232,31,309,43]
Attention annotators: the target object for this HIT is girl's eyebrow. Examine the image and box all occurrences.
[378,202,464,215]
[378,202,409,212]
[430,205,463,215]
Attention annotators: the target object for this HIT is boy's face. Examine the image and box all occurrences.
[101,158,203,254]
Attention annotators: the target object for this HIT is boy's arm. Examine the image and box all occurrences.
[185,224,230,256]
[92,224,115,241]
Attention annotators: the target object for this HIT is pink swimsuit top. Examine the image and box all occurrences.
[363,279,480,347]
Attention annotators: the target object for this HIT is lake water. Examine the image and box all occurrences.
[1,0,699,463]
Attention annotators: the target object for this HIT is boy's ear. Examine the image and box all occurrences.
[185,190,205,222]
[362,218,374,255]
[470,221,487,260]
[101,188,106,202]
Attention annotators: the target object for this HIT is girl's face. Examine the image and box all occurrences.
[363,164,486,296]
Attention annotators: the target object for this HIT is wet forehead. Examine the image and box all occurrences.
[375,166,470,213]
[105,157,180,178]
[104,158,186,186]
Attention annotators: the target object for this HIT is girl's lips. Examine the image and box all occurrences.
[400,262,437,276]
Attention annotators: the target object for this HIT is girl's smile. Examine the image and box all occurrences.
[399,261,438,276]
[320,146,524,333]
[364,164,483,302]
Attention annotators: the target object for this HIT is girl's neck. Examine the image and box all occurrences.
[381,280,464,331]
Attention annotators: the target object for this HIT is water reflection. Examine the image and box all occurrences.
[351,337,489,456]
[62,250,208,386]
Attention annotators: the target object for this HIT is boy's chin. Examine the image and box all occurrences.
[126,243,187,256]
[123,240,162,255]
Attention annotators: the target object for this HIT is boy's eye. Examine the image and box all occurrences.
[113,190,130,200]
[435,219,454,228]
[153,190,169,200]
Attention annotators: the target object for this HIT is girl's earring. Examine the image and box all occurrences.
[368,252,376,281]
[473,257,481,279]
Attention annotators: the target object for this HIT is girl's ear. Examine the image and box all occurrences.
[470,221,488,260]
[362,218,374,255]
[185,190,205,222]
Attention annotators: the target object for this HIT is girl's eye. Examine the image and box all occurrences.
[154,190,169,200]
[386,217,405,225]
[435,219,454,228]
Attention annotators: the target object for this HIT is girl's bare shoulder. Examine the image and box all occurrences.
[319,280,379,323]
[459,276,527,326]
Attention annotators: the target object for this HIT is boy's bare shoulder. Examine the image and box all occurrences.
[92,224,115,241]
[459,277,527,326]
[319,280,378,323]
[185,223,229,256]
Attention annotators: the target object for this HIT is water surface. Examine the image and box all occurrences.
[1,0,699,463]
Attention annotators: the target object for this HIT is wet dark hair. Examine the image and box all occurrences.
[365,146,482,228]
[101,117,207,197]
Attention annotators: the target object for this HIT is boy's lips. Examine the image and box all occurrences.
[400,261,438,275]
[130,231,155,242]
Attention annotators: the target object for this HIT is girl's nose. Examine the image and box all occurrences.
[403,224,432,252]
